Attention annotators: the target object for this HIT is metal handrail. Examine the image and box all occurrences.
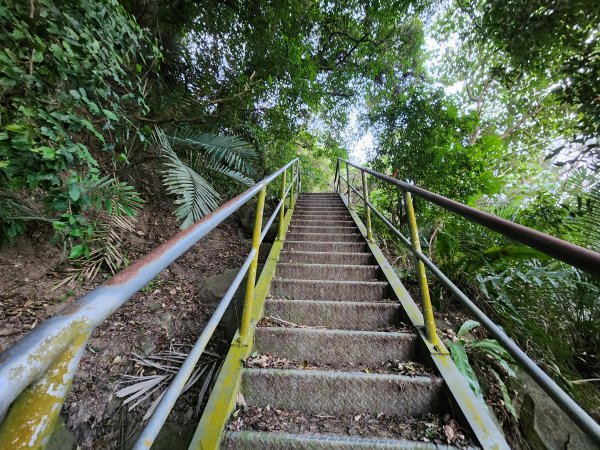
[335,158,600,444]
[342,159,600,276]
[0,158,300,449]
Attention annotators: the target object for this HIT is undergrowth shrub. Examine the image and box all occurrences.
[0,0,159,276]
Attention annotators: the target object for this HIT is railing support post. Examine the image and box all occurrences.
[0,332,89,448]
[403,191,440,348]
[346,162,352,208]
[239,187,266,340]
[361,170,373,242]
[290,166,295,208]
[278,170,286,240]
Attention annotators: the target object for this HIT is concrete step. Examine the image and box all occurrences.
[294,208,349,215]
[295,201,344,205]
[279,250,374,265]
[286,232,363,243]
[271,279,389,301]
[254,327,417,364]
[276,263,380,281]
[294,205,345,209]
[298,194,339,197]
[284,241,368,253]
[291,219,356,227]
[241,368,444,416]
[265,299,403,330]
[222,431,465,449]
[293,213,352,220]
[288,225,358,234]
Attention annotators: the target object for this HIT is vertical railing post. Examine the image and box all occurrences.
[239,187,266,340]
[361,170,373,242]
[334,159,340,193]
[290,166,295,208]
[0,331,90,448]
[296,161,301,196]
[403,191,440,348]
[346,162,352,208]
[278,169,287,240]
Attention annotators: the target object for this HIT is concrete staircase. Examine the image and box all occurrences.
[222,193,469,449]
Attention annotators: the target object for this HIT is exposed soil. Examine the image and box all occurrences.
[0,164,259,449]
[226,405,477,448]
[244,352,434,377]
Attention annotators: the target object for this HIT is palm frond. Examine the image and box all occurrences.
[156,129,221,228]
[169,128,258,176]
[91,175,145,216]
[204,159,255,186]
[115,345,222,422]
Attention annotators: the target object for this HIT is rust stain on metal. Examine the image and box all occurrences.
[107,192,249,287]
[62,300,86,316]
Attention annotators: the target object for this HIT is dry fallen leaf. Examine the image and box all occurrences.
[444,424,456,443]
[236,392,247,407]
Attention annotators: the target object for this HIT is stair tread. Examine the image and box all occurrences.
[223,430,472,449]
[274,278,387,285]
[257,326,416,338]
[281,250,372,256]
[243,367,439,382]
[277,263,379,269]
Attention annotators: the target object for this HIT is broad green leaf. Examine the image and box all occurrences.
[447,340,483,398]
[68,183,81,201]
[69,244,86,259]
[102,109,118,121]
[457,320,480,338]
[492,370,519,420]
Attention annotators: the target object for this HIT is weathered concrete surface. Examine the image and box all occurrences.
[254,327,418,364]
[196,264,263,338]
[265,299,402,330]
[511,368,596,450]
[242,368,444,416]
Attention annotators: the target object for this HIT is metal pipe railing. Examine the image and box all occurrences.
[341,158,600,276]
[334,158,600,444]
[0,158,300,449]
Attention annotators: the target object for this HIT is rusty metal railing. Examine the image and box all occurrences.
[0,158,300,449]
[334,158,600,445]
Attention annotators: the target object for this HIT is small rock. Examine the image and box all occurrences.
[139,340,156,356]
[148,302,161,312]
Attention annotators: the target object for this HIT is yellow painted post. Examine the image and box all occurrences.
[403,191,440,348]
[278,170,286,240]
[239,187,266,340]
[362,170,373,242]
[346,162,352,208]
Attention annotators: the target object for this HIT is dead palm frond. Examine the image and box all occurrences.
[115,345,222,421]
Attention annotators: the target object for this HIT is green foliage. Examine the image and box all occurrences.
[156,128,257,228]
[445,0,600,166]
[447,321,518,419]
[370,83,506,207]
[0,0,157,259]
[122,0,427,191]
